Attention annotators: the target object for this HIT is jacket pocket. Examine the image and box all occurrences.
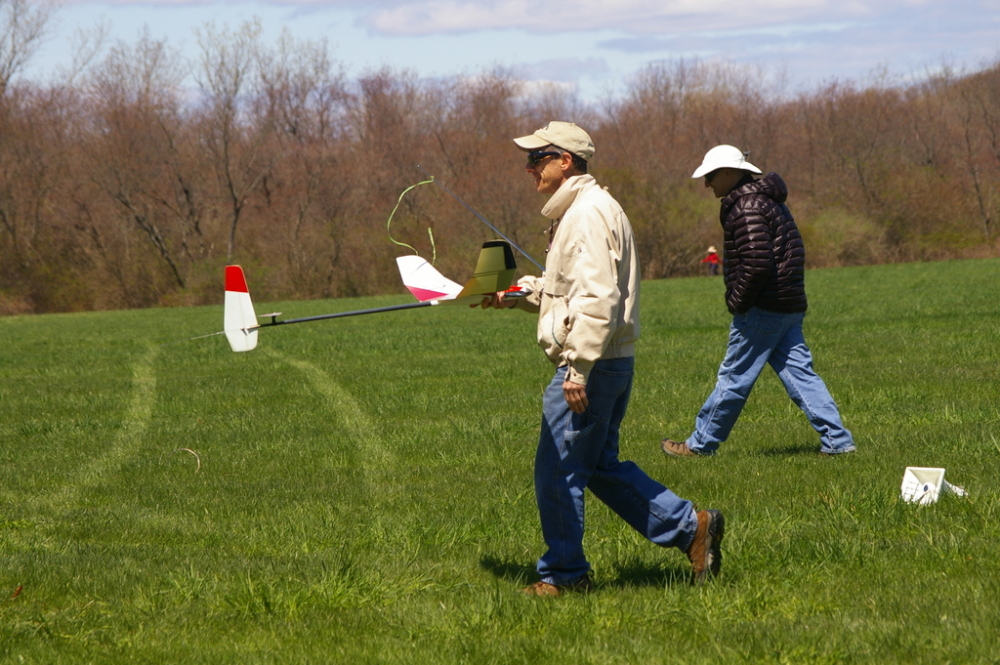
[540,294,570,350]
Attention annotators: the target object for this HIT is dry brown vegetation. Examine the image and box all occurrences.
[1,14,998,314]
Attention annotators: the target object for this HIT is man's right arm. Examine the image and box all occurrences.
[512,275,543,312]
[481,275,543,311]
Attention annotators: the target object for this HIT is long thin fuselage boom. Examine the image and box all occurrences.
[222,238,514,352]
[257,301,436,328]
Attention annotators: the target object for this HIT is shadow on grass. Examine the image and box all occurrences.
[602,562,690,589]
[479,556,690,589]
[758,443,818,456]
[479,556,534,585]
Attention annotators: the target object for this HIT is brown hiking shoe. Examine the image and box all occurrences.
[687,509,725,585]
[661,439,701,457]
[521,575,594,597]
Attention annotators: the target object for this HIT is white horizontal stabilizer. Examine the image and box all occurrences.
[396,255,463,302]
[396,241,517,304]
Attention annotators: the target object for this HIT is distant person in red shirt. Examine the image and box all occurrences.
[701,246,719,276]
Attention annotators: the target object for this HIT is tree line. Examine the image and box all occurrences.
[1,15,998,314]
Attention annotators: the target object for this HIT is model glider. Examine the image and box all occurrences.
[224,240,523,352]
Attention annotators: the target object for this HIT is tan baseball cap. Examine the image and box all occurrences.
[513,121,595,162]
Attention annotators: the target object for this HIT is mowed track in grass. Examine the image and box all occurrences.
[1,258,999,664]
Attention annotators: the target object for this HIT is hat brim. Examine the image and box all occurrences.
[691,164,715,179]
[513,134,552,151]
[691,162,762,179]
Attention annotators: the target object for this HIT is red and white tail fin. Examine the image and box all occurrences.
[396,255,464,302]
[224,266,259,352]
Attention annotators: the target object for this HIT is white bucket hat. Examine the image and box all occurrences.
[692,145,761,179]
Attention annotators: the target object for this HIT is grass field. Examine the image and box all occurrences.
[2,258,999,664]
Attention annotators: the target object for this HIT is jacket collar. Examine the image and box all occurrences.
[720,173,761,218]
[540,174,595,220]
[720,172,788,217]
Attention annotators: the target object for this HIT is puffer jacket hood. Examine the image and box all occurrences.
[721,171,788,216]
[720,172,807,314]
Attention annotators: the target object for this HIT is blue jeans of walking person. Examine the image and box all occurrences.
[535,357,699,585]
[686,308,855,456]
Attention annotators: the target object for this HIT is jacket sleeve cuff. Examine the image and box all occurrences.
[566,363,591,386]
[513,276,543,312]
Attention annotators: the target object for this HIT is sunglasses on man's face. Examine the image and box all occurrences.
[526,150,561,168]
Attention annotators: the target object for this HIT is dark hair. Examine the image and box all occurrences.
[547,144,589,174]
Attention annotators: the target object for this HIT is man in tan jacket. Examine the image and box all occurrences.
[484,121,724,594]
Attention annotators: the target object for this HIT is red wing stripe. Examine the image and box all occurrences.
[407,286,448,301]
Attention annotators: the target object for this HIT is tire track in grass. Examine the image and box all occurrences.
[262,348,387,464]
[38,344,159,513]
[260,348,394,524]
[258,349,427,604]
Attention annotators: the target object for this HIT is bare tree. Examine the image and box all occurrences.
[956,72,997,243]
[0,0,54,94]
[83,32,193,296]
[55,18,111,87]
[252,29,353,296]
[195,19,272,261]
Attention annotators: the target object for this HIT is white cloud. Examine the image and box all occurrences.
[56,0,997,41]
[363,0,838,35]
[37,0,1000,103]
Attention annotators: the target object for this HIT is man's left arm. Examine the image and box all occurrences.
[727,202,775,313]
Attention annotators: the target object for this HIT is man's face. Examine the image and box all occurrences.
[704,168,742,198]
[525,148,568,194]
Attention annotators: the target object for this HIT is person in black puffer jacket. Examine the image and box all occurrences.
[661,145,855,457]
[721,172,807,315]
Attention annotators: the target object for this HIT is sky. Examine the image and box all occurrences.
[23,0,1000,102]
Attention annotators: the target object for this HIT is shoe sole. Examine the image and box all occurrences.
[694,510,725,584]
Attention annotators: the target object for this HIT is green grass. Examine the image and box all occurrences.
[2,258,999,664]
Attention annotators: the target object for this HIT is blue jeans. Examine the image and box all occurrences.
[536,358,698,585]
[686,308,855,455]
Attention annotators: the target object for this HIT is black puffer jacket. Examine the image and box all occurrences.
[720,172,807,314]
